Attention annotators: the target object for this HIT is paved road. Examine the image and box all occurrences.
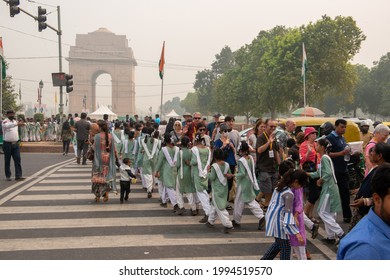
[0,158,341,260]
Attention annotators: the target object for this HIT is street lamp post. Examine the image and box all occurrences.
[39,80,43,114]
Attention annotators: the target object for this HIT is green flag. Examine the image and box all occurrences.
[0,36,5,79]
[301,42,307,80]
[1,57,5,79]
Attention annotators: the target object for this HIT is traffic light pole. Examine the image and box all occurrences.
[57,6,64,126]
[3,1,64,125]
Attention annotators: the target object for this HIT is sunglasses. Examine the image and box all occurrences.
[222,129,232,133]
[174,124,181,126]
[193,117,201,120]
[269,125,276,128]
[198,128,206,132]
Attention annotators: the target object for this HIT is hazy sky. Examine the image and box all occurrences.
[1,0,389,116]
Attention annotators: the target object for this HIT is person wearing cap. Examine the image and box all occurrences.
[300,127,321,223]
[359,120,372,150]
[326,119,352,223]
[2,110,25,181]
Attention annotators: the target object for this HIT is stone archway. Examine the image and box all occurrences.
[67,28,137,116]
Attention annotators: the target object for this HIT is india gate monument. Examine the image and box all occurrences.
[67,28,137,116]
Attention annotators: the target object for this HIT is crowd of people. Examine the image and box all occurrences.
[2,109,389,260]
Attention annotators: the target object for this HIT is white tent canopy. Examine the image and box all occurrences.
[166,109,179,118]
[89,105,117,121]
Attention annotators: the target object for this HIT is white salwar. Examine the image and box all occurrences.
[318,193,344,239]
[291,246,307,260]
[176,177,196,211]
[233,157,264,224]
[233,185,264,223]
[208,163,233,228]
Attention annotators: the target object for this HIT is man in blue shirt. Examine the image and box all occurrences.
[337,163,390,259]
[326,119,352,223]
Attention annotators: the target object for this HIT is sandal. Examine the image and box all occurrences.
[95,196,100,203]
[103,193,109,202]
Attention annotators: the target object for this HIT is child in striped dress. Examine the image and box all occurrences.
[261,169,307,260]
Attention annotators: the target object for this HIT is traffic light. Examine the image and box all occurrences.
[65,74,73,93]
[9,0,20,17]
[37,6,47,32]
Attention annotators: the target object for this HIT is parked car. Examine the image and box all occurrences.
[239,127,253,142]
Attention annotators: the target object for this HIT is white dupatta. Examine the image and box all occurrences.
[238,155,259,190]
[141,137,159,160]
[180,150,184,179]
[162,146,179,167]
[191,146,211,179]
[112,130,123,144]
[320,154,338,184]
[212,162,229,186]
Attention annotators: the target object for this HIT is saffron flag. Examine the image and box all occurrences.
[0,36,6,79]
[159,41,165,79]
[0,36,4,57]
[301,42,307,79]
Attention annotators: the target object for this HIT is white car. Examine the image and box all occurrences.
[239,127,253,142]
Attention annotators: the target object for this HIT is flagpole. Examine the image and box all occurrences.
[159,41,165,119]
[160,77,164,118]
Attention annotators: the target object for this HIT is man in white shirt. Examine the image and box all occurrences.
[2,110,25,181]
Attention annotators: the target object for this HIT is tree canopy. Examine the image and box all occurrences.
[181,15,373,120]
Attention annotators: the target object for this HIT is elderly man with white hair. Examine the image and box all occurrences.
[364,124,390,177]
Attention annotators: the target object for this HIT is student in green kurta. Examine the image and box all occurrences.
[124,130,136,174]
[176,136,197,216]
[112,122,125,162]
[191,133,212,223]
[232,141,266,230]
[155,134,179,211]
[308,138,344,244]
[207,148,235,233]
[139,131,161,198]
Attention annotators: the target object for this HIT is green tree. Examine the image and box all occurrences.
[160,96,185,116]
[1,60,20,115]
[302,15,365,106]
[369,52,390,117]
[181,92,201,114]
[191,46,235,114]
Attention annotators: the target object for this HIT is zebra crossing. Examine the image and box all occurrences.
[0,160,337,260]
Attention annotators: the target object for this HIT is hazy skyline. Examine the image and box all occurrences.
[1,0,389,117]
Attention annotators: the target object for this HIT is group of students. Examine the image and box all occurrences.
[125,126,266,234]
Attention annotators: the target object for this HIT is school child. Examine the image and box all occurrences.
[261,169,307,260]
[308,138,345,245]
[207,148,234,233]
[191,133,212,223]
[139,131,161,198]
[119,158,137,203]
[232,141,266,230]
[155,134,179,211]
[123,130,136,175]
[176,136,197,215]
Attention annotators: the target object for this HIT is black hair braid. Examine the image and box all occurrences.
[276,168,294,191]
